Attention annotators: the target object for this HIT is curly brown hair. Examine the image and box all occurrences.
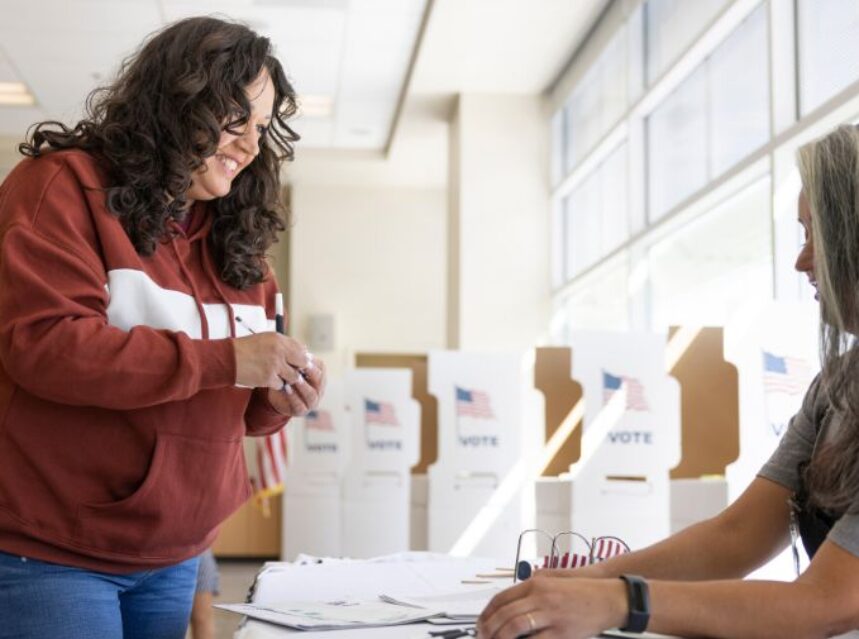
[18,16,299,290]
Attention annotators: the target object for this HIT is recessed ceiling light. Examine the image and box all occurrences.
[297,95,333,118]
[0,93,35,106]
[0,80,35,106]
[0,82,28,94]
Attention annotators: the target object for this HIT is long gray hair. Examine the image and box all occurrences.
[799,124,859,513]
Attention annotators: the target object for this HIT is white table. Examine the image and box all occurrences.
[228,553,684,639]
[232,553,501,639]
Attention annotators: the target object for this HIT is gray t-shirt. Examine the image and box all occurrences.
[758,374,859,557]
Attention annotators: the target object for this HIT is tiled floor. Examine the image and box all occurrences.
[187,558,266,639]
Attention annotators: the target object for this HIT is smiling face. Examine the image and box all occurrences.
[186,68,276,202]
[795,190,818,301]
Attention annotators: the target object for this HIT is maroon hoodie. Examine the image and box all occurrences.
[0,149,288,572]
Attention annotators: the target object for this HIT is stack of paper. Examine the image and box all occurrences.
[217,587,502,631]
[379,586,502,621]
[216,600,438,631]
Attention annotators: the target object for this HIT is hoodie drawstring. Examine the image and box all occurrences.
[202,242,238,339]
[168,209,240,340]
[169,234,212,340]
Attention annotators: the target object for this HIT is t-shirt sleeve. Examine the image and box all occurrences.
[757,375,822,492]
[755,375,859,559]
[828,514,859,557]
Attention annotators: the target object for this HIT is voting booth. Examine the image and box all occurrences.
[282,378,350,560]
[533,347,583,555]
[355,353,438,552]
[535,331,740,551]
[563,331,682,551]
[427,350,544,559]
[667,327,738,533]
[341,368,420,558]
[724,300,819,579]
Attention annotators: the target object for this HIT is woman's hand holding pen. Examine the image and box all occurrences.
[232,332,326,416]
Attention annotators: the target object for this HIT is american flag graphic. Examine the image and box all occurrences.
[762,351,811,395]
[306,409,335,432]
[365,399,399,426]
[602,371,649,411]
[455,386,495,419]
[249,429,288,510]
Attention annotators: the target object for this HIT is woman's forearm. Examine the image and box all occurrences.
[650,578,847,639]
[571,479,793,582]
[581,515,787,581]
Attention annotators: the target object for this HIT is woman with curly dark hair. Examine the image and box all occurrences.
[0,16,324,638]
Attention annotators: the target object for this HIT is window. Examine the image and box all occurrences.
[647,65,708,220]
[564,143,629,278]
[549,0,859,339]
[648,178,772,329]
[564,33,624,171]
[561,255,631,332]
[563,14,641,173]
[709,5,770,175]
[645,0,729,84]
[797,0,859,115]
[647,4,769,220]
[564,172,599,276]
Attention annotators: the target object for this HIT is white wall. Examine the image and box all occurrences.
[284,101,450,375]
[448,94,551,350]
[288,184,447,375]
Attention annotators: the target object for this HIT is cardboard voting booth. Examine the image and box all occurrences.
[341,368,420,558]
[427,350,544,559]
[565,331,682,551]
[532,347,582,556]
[667,327,738,533]
[355,353,438,552]
[410,474,429,551]
[724,300,819,579]
[282,378,350,560]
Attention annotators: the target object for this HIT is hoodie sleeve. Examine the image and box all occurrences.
[244,387,290,437]
[0,161,237,409]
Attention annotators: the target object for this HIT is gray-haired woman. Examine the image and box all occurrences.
[479,124,859,639]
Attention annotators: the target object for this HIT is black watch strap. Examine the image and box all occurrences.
[619,574,650,633]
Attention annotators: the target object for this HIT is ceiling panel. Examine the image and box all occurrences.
[340,48,406,97]
[290,116,335,148]
[0,47,22,84]
[334,97,392,148]
[0,0,161,34]
[412,0,609,95]
[271,36,344,97]
[0,0,427,150]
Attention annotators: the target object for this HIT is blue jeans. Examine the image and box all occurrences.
[0,550,200,639]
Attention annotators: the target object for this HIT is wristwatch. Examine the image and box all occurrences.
[618,574,650,633]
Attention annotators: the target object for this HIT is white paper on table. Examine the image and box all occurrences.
[216,600,438,630]
[250,557,501,606]
[379,586,504,619]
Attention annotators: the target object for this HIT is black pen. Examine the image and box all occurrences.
[275,292,284,334]
[272,292,311,379]
[273,292,308,380]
